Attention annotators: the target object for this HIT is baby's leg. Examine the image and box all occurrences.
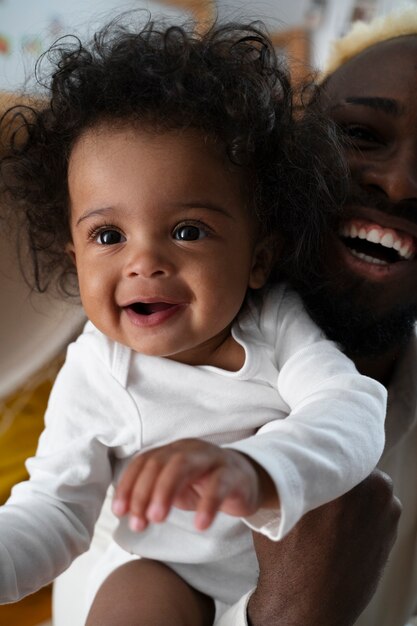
[85,558,215,626]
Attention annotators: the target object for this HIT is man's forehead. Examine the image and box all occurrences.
[323,35,417,99]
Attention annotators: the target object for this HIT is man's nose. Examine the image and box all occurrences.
[362,147,417,204]
[123,243,174,278]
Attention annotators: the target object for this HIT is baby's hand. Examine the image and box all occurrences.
[112,438,270,532]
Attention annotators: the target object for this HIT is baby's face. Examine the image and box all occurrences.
[67,124,269,366]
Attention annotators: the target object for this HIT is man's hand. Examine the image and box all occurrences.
[112,438,269,532]
[248,470,401,626]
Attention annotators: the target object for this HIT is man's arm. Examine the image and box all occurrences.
[248,470,401,626]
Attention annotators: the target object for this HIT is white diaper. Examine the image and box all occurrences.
[215,589,253,625]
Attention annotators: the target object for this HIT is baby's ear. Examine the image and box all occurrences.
[249,234,282,290]
[66,241,76,265]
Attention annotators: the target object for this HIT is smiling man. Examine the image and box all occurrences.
[302,25,417,381]
[240,8,417,626]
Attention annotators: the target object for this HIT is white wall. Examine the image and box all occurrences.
[215,0,309,30]
[310,0,355,69]
[0,0,188,91]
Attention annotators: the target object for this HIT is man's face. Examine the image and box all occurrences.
[301,36,417,357]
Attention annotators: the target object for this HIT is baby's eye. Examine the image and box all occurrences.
[96,229,125,245]
[173,224,208,241]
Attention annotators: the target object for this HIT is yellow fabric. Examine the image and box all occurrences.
[0,358,61,504]
[0,358,62,625]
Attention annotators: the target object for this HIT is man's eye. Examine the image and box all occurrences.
[96,229,125,245]
[340,125,381,146]
[173,225,207,241]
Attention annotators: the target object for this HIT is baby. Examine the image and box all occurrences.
[0,16,386,626]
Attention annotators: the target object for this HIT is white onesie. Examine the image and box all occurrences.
[0,284,386,608]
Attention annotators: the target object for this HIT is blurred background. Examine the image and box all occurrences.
[0,0,414,92]
[0,1,415,625]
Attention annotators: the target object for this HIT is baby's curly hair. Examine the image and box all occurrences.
[1,14,346,295]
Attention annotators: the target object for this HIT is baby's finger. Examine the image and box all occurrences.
[128,456,165,530]
[112,454,148,516]
[146,453,209,523]
[194,468,231,530]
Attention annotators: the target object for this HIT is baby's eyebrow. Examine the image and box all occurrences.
[174,201,235,219]
[75,202,236,227]
[76,207,113,226]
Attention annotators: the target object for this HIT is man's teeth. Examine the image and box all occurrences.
[349,250,388,265]
[340,222,415,260]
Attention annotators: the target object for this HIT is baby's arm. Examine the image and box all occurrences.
[113,438,277,532]
[0,330,139,603]
[226,286,387,539]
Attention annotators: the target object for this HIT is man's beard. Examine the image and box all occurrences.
[288,185,417,358]
[295,273,417,358]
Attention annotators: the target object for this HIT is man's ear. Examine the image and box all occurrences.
[249,234,282,290]
[66,242,76,265]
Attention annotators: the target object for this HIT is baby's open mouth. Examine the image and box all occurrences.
[339,219,416,265]
[128,302,175,316]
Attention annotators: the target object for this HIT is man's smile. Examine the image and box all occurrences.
[339,218,416,264]
[335,206,417,281]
